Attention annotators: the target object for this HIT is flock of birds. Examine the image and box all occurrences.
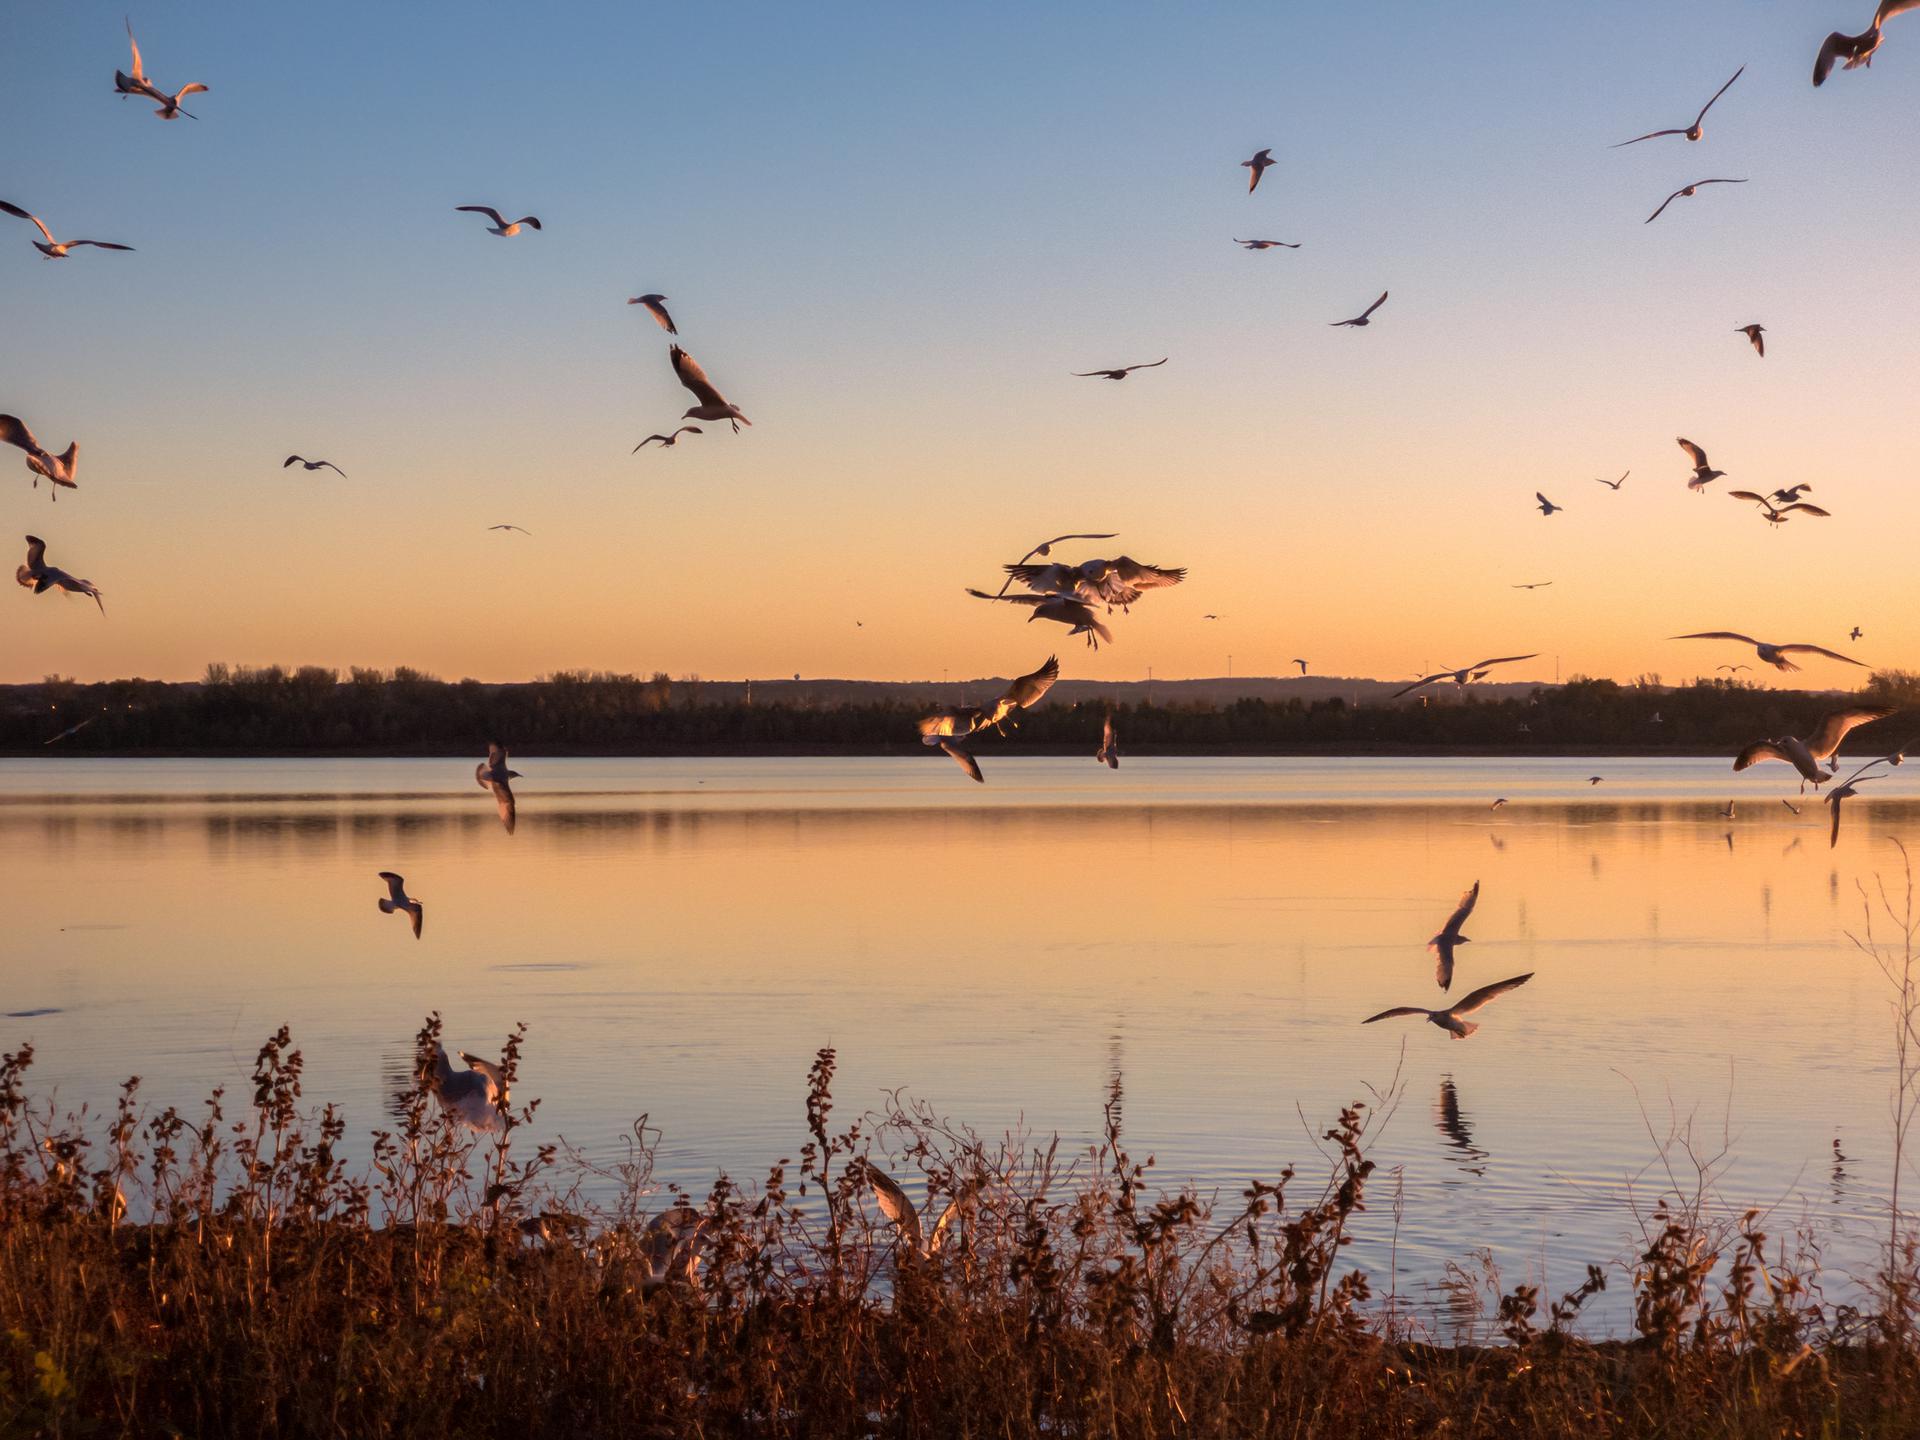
[10,13,1920,1103]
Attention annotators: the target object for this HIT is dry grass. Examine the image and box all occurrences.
[1,1002,1917,1437]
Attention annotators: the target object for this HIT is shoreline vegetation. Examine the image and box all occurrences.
[4,883,1919,1437]
[5,665,1917,759]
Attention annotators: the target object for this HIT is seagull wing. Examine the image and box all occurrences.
[1359,291,1388,320]
[1109,557,1185,588]
[1611,127,1687,147]
[1465,654,1538,671]
[175,83,209,99]
[939,738,984,783]
[1391,673,1448,699]
[1676,438,1710,469]
[1776,643,1866,667]
[378,871,408,904]
[1732,740,1790,771]
[1440,881,1480,936]
[1,415,44,456]
[1362,1007,1433,1025]
[1781,503,1829,517]
[1805,706,1895,760]
[316,460,346,476]
[456,205,508,227]
[669,345,728,407]
[865,1164,924,1250]
[0,202,55,246]
[512,216,542,230]
[1450,972,1534,1016]
[1693,65,1744,126]
[1126,358,1169,372]
[24,535,47,570]
[967,588,1044,607]
[1645,188,1686,224]
[126,18,143,81]
[1673,631,1761,647]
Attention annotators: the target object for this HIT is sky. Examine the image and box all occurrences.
[3,0,1917,689]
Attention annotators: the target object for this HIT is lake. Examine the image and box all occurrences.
[3,755,1915,1331]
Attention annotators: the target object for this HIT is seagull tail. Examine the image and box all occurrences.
[1451,1021,1480,1040]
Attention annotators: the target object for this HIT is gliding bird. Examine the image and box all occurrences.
[1611,66,1744,146]
[1645,178,1747,224]
[376,872,423,939]
[1428,880,1479,991]
[1393,654,1538,699]
[0,416,78,498]
[0,202,133,259]
[1674,631,1867,672]
[1732,705,1895,785]
[1330,291,1389,327]
[670,345,750,431]
[627,293,677,333]
[1363,973,1535,1040]
[1595,471,1629,490]
[634,426,702,450]
[456,206,541,237]
[1813,1,1920,84]
[114,22,207,120]
[16,536,103,613]
[1073,358,1167,380]
[966,588,1114,649]
[476,742,521,834]
[1535,493,1563,516]
[1233,238,1299,249]
[282,455,346,476]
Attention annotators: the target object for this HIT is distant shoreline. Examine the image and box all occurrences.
[2,743,1740,761]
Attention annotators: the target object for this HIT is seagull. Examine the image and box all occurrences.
[16,536,103,613]
[282,455,346,476]
[918,705,990,741]
[1782,799,1801,815]
[1202,613,1224,620]
[991,533,1119,597]
[1717,664,1750,673]
[1292,658,1309,674]
[1825,755,1903,847]
[1428,880,1479,991]
[1737,324,1766,357]
[1242,148,1277,192]
[1096,712,1119,769]
[1072,358,1168,380]
[1673,632,1867,673]
[1392,654,1538,699]
[1771,484,1814,504]
[377,872,423,938]
[627,293,677,333]
[455,206,541,237]
[1363,973,1534,1040]
[966,589,1114,649]
[1003,556,1185,611]
[1490,798,1507,810]
[863,1162,959,1258]
[115,23,207,120]
[487,524,531,535]
[634,426,702,451]
[1233,238,1300,249]
[425,1045,505,1131]
[1644,178,1747,225]
[1677,438,1725,491]
[1535,492,1563,516]
[1733,705,1894,785]
[1330,291,1389,328]
[1588,776,1604,785]
[1719,800,1737,820]
[0,202,134,259]
[1814,1,1920,84]
[983,655,1059,733]
[1512,581,1554,589]
[669,345,750,431]
[1851,626,1864,641]
[476,742,521,834]
[1727,491,1830,525]
[937,737,983,784]
[43,716,97,746]
[0,415,78,498]
[1611,66,1744,147]
[1594,471,1629,490]
[635,1205,711,1291]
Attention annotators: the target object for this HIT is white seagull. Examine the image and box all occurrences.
[1,415,79,498]
[17,536,104,613]
[476,742,521,834]
[966,588,1115,649]
[984,655,1059,733]
[1003,556,1185,611]
[1673,631,1867,673]
[1814,1,1920,84]
[1392,654,1538,699]
[1611,66,1744,146]
[456,206,541,237]
[0,201,134,259]
[1096,712,1119,769]
[425,1045,506,1131]
[377,871,424,938]
[627,293,677,333]
[863,1162,959,1258]
[1677,437,1724,491]
[670,345,750,431]
[1733,705,1895,786]
[115,21,207,119]
[1363,973,1535,1040]
[1428,881,1479,991]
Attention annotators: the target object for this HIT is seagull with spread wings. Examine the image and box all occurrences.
[1611,66,1744,146]
[1814,1,1920,84]
[1363,973,1534,1040]
[1096,712,1119,769]
[967,588,1114,649]
[487,524,531,535]
[1242,148,1277,192]
[456,205,541,237]
[1330,291,1389,327]
[1292,658,1309,674]
[1733,705,1895,785]
[1535,492,1563,516]
[1645,178,1747,224]
[1677,438,1725,491]
[1825,751,1906,846]
[114,20,207,119]
[627,293,677,333]
[16,536,103,613]
[1429,881,1479,991]
[0,201,134,259]
[670,345,750,431]
[1233,237,1300,250]
[1595,470,1629,490]
[1512,581,1554,589]
[476,743,522,834]
[1727,490,1830,525]
[1,416,78,499]
[1073,358,1167,380]
[283,455,346,476]
[1674,632,1867,673]
[863,1162,959,1258]
[983,655,1059,733]
[1737,323,1766,357]
[1004,555,1185,611]
[1393,654,1538,699]
[634,426,702,451]
[376,872,423,939]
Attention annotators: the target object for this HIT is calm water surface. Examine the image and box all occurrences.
[4,755,1917,1330]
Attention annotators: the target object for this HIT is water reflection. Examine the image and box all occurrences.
[1433,1076,1488,1176]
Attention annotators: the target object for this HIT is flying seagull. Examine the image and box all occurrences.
[1737,324,1766,357]
[1726,491,1830,525]
[669,345,750,431]
[1717,663,1751,673]
[1233,238,1300,250]
[1292,658,1309,674]
[1851,626,1864,641]
[283,455,346,476]
[16,536,103,613]
[1393,654,1538,699]
[44,715,98,746]
[1096,712,1119,769]
[1004,555,1185,610]
[627,293,677,333]
[863,1162,959,1259]
[992,532,1119,597]
[936,737,983,784]
[114,22,207,119]
[918,705,990,742]
[1535,492,1563,516]
[1814,1,1920,84]
[966,589,1114,649]
[1589,776,1604,785]
[456,206,541,237]
[476,742,521,834]
[377,872,423,939]
[1363,973,1534,1040]
[1824,752,1906,846]
[983,655,1059,733]
[1719,800,1737,820]
[1428,880,1479,991]
[0,416,78,499]
[1073,358,1167,380]
[1611,66,1744,146]
[1673,632,1867,673]
[1733,705,1895,785]
[1645,178,1746,224]
[1202,613,1223,620]
[1242,148,1276,192]
[1512,581,1554,589]
[1490,797,1507,809]
[1771,484,1813,503]
[1595,471,1629,490]
[487,524,531,535]
[634,426,702,451]
[0,201,134,259]
[425,1045,506,1131]
[1330,291,1389,328]
[1677,437,1724,491]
